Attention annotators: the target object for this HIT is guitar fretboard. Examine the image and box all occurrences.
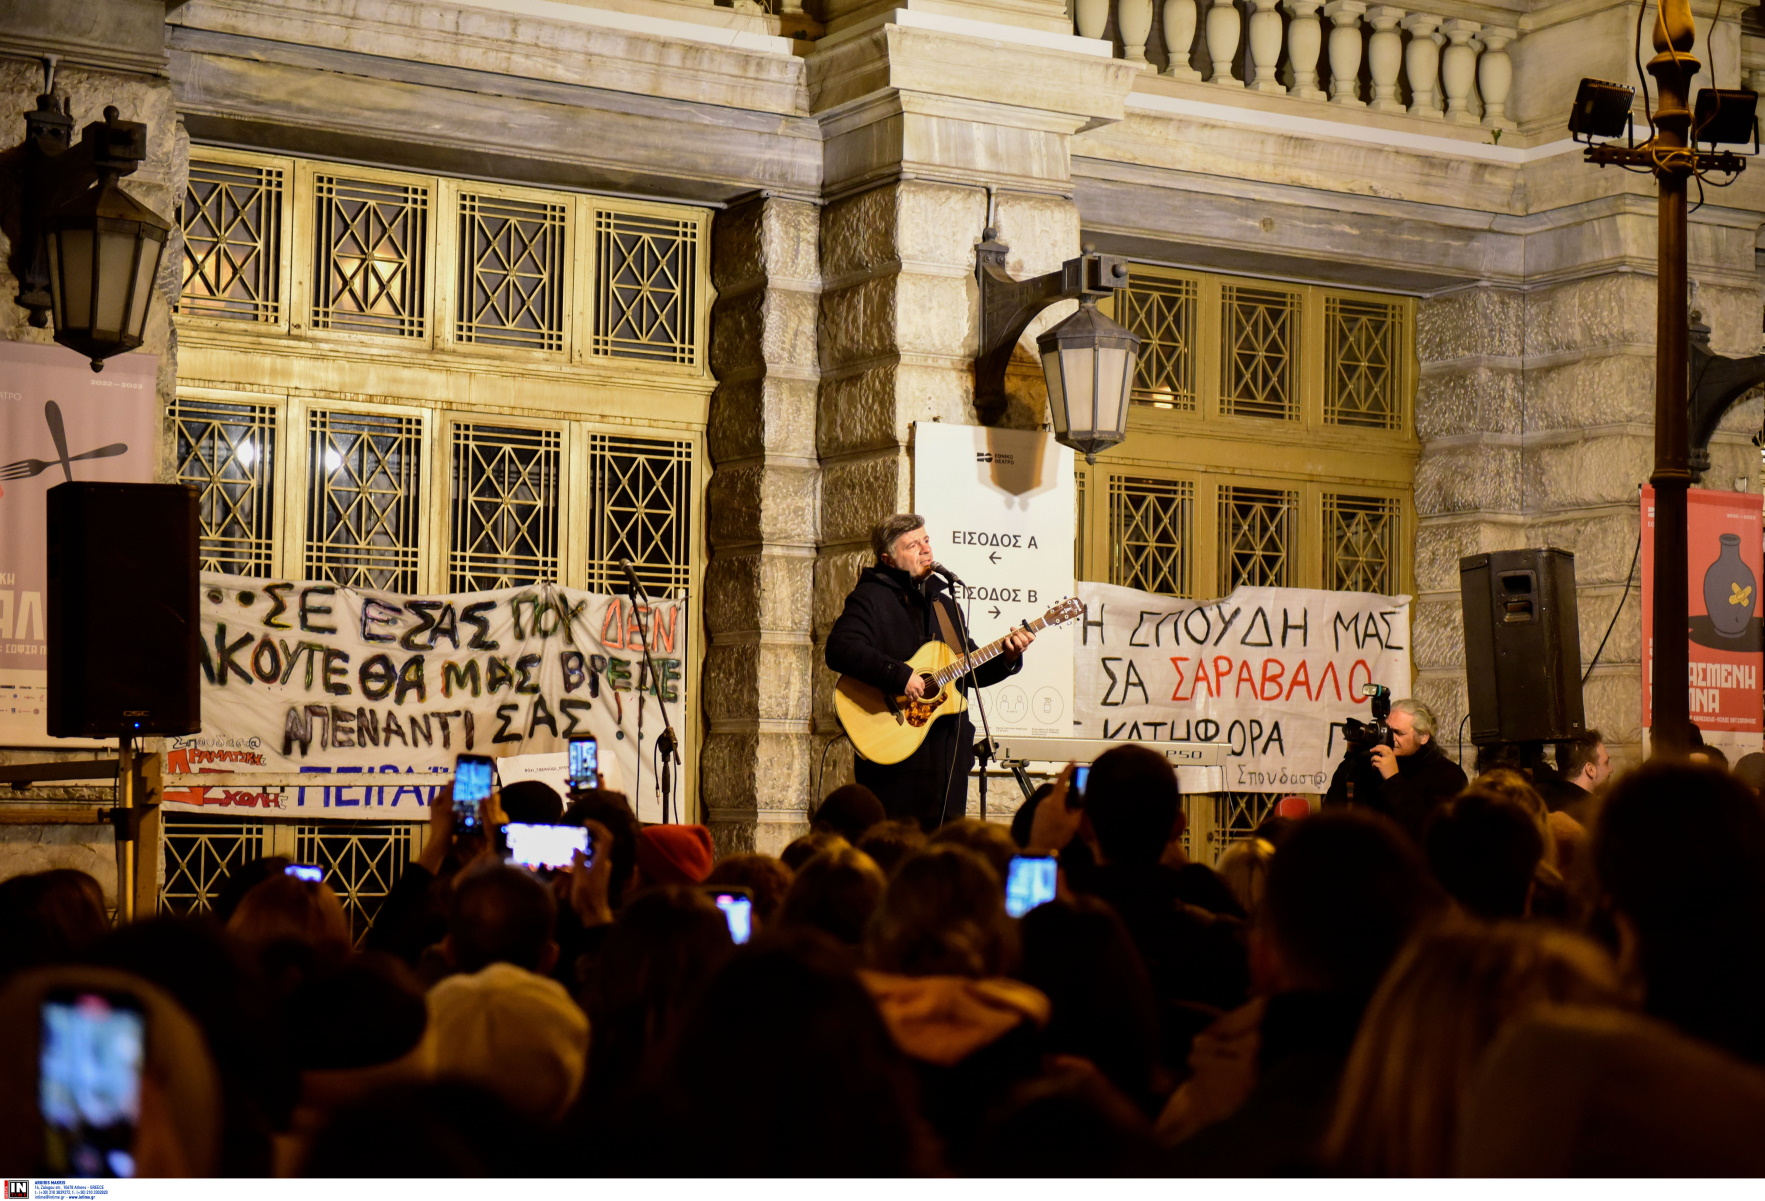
[931,611,1062,688]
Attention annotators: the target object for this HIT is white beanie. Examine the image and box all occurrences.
[425,963,590,1123]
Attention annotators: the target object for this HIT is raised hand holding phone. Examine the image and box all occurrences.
[1027,762,1086,855]
[568,819,615,927]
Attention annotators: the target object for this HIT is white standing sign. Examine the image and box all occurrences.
[913,422,1077,738]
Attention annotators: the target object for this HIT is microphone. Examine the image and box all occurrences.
[617,557,649,602]
[930,561,966,586]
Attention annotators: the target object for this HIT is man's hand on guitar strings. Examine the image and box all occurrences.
[1003,627,1036,657]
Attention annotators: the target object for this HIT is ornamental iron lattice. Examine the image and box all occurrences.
[159,814,267,918]
[1110,475,1194,597]
[592,210,697,364]
[1120,273,1198,409]
[1325,297,1403,429]
[294,822,418,945]
[173,397,278,576]
[583,433,692,596]
[305,409,423,592]
[312,174,429,338]
[450,423,562,591]
[179,158,283,323]
[455,193,566,352]
[1220,485,1296,588]
[1220,285,1299,420]
[1214,791,1282,855]
[1324,493,1400,594]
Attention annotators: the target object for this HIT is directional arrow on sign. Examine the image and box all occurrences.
[988,551,1000,564]
[989,606,1001,619]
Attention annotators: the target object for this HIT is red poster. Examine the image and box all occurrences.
[1641,486,1765,733]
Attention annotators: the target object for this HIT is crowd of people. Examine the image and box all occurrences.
[5,725,1765,1178]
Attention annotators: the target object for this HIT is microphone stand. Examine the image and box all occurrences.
[946,582,1000,822]
[620,560,681,824]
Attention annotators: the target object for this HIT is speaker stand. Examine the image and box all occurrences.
[111,735,137,924]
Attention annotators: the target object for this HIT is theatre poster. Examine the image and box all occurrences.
[1640,486,1765,747]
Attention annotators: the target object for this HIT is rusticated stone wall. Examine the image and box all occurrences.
[1412,272,1763,772]
[703,195,823,856]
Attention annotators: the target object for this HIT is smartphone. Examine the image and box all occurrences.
[710,889,754,945]
[40,988,146,1179]
[453,753,494,833]
[283,864,323,883]
[567,737,599,790]
[1005,853,1059,919]
[504,822,591,873]
[1072,764,1091,802]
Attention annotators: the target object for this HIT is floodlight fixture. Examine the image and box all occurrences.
[1568,77,1636,144]
[1692,88,1759,151]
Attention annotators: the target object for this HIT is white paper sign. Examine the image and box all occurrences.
[163,573,682,821]
[1076,580,1412,794]
[914,423,1077,737]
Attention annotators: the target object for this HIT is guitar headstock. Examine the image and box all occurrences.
[1045,596,1084,627]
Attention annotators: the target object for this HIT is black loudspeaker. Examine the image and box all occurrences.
[1459,547,1586,745]
[47,482,201,737]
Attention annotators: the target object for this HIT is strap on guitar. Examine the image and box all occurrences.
[932,594,964,655]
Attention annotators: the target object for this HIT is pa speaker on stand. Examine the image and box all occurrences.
[1459,547,1586,746]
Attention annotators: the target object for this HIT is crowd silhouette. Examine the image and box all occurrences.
[5,738,1765,1177]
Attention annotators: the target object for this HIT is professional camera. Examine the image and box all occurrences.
[1341,683,1394,757]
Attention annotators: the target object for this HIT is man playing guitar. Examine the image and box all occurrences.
[826,513,1035,830]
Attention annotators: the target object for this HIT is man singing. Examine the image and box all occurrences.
[826,513,1035,831]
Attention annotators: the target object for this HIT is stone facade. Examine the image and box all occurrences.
[3,0,1764,865]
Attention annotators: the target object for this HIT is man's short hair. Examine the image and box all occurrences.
[1264,811,1442,996]
[449,866,556,974]
[1085,744,1182,867]
[1392,698,1437,740]
[1424,790,1544,920]
[1556,730,1605,778]
[871,514,925,563]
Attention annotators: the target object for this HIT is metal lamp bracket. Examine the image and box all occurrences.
[974,230,1131,425]
[1689,315,1765,482]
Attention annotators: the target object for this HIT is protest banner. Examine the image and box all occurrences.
[1075,580,1412,793]
[1641,486,1764,753]
[0,342,158,746]
[163,573,689,821]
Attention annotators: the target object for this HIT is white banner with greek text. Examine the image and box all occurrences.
[163,573,687,821]
[1075,581,1412,794]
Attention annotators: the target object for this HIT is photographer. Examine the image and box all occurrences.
[1324,696,1465,843]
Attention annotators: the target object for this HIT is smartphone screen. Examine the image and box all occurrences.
[712,892,753,945]
[453,754,493,832]
[40,989,146,1179]
[283,864,323,883]
[504,822,590,872]
[567,738,599,789]
[1073,764,1091,800]
[1005,854,1059,919]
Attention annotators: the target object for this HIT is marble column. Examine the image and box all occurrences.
[703,196,824,856]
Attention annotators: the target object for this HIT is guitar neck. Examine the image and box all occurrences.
[932,612,1058,687]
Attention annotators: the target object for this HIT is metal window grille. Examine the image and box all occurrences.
[1325,297,1403,429]
[1213,792,1282,857]
[1075,471,1088,581]
[305,409,423,592]
[455,193,566,352]
[450,423,563,590]
[173,397,278,576]
[159,814,268,917]
[1220,285,1298,420]
[1325,493,1400,593]
[295,821,419,945]
[1121,273,1198,409]
[1220,485,1296,588]
[592,210,697,364]
[312,174,428,338]
[1110,475,1194,597]
[179,158,283,323]
[583,434,692,597]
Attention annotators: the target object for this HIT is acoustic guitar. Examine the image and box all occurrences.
[834,596,1085,765]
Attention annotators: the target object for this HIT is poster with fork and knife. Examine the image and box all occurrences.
[0,340,158,746]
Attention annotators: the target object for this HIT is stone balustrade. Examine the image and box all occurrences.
[1074,0,1518,129]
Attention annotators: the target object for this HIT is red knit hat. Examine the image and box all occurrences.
[635,824,716,885]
